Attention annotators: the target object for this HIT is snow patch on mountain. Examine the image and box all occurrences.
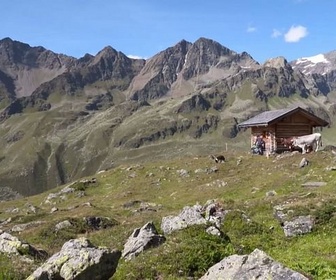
[296,54,329,65]
[291,53,332,75]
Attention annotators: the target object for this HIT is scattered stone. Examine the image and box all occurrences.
[76,191,85,197]
[299,158,309,168]
[60,184,76,194]
[79,177,97,185]
[27,237,121,280]
[325,166,336,171]
[266,190,277,197]
[129,172,136,178]
[67,205,79,211]
[83,202,93,207]
[50,207,58,213]
[301,181,327,188]
[205,180,227,188]
[122,222,166,260]
[44,181,89,204]
[25,203,38,214]
[283,215,314,237]
[5,207,19,213]
[194,168,206,174]
[133,202,161,213]
[207,166,219,173]
[236,158,242,165]
[84,216,117,230]
[123,200,142,208]
[11,221,45,232]
[177,169,189,177]
[55,220,73,232]
[206,226,222,236]
[273,206,288,224]
[0,217,11,226]
[251,187,260,193]
[200,248,308,280]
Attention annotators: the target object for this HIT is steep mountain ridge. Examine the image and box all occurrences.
[128,38,260,101]
[0,38,76,100]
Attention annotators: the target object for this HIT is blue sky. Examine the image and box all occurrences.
[1,0,335,63]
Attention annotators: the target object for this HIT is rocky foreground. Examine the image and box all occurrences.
[1,198,313,279]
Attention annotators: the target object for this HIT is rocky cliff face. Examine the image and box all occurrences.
[128,38,260,101]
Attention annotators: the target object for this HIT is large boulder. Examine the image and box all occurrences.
[122,222,166,260]
[200,248,308,280]
[27,237,121,280]
[0,230,46,258]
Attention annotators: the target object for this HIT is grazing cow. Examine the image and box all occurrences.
[291,133,322,154]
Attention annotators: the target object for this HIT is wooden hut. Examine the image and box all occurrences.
[238,106,329,153]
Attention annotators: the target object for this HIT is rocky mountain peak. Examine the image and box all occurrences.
[191,37,235,58]
[263,56,291,69]
[0,37,38,66]
[0,37,76,97]
[95,46,119,58]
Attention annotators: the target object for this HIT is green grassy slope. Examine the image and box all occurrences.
[1,149,336,279]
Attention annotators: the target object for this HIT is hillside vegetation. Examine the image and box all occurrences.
[1,148,336,279]
[1,37,336,199]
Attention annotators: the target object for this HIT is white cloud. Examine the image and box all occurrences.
[284,25,308,42]
[127,54,145,59]
[272,29,282,38]
[247,26,257,33]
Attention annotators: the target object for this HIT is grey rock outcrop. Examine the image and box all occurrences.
[27,237,121,280]
[200,248,308,280]
[161,204,206,234]
[161,201,230,235]
[122,222,166,260]
[283,215,314,237]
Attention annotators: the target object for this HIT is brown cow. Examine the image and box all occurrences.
[279,137,295,151]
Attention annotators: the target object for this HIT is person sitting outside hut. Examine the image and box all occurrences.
[254,135,265,155]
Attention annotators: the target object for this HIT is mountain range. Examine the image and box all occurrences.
[0,37,335,200]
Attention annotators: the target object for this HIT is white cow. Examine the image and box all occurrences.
[292,133,322,154]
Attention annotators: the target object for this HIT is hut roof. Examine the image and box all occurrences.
[238,106,329,128]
